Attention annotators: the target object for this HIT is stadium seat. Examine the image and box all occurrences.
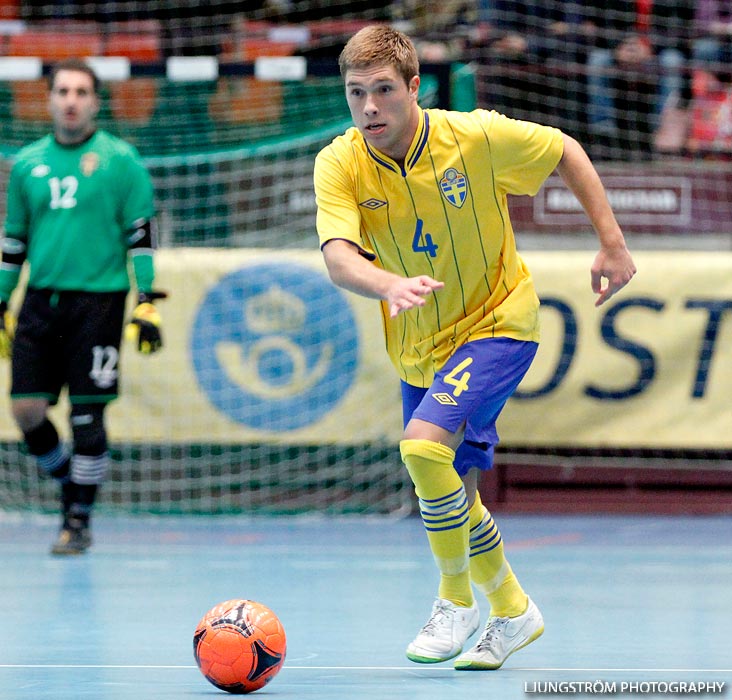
[221,18,304,63]
[300,19,370,59]
[7,27,103,58]
[208,77,283,124]
[306,19,371,39]
[11,78,50,122]
[222,37,298,62]
[104,30,162,63]
[0,0,20,19]
[109,78,158,125]
[220,18,269,61]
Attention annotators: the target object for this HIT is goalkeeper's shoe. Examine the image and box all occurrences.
[0,300,15,359]
[50,513,92,556]
[125,291,166,354]
[406,598,480,663]
[454,597,544,670]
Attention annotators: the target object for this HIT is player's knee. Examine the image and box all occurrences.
[400,438,454,466]
[23,417,70,480]
[399,440,461,498]
[12,397,49,434]
[23,417,58,456]
[70,404,108,456]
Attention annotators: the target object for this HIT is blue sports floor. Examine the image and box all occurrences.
[1,512,730,699]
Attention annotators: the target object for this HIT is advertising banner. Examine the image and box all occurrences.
[0,249,729,449]
[509,165,732,235]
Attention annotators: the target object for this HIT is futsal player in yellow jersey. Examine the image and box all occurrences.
[314,25,636,670]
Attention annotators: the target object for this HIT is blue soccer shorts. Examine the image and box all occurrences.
[400,337,538,475]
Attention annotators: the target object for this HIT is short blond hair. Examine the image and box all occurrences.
[338,25,419,86]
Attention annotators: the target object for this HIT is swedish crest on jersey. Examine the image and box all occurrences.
[80,152,100,177]
[439,168,467,208]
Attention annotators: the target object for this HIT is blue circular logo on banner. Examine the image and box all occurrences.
[190,263,359,431]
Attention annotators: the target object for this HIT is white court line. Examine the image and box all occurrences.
[0,665,730,673]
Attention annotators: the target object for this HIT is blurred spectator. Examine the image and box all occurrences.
[585,1,694,159]
[612,33,658,157]
[469,1,593,136]
[693,1,732,83]
[650,0,696,154]
[262,0,392,22]
[152,1,226,57]
[390,0,476,61]
[684,2,732,157]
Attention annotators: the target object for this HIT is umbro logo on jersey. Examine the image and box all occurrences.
[360,198,387,210]
[432,392,458,406]
[440,168,467,208]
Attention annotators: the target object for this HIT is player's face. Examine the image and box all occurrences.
[48,69,100,144]
[345,64,420,163]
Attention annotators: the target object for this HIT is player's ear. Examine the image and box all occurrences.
[91,92,101,118]
[408,75,420,101]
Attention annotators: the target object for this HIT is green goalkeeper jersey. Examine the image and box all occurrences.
[1,130,155,300]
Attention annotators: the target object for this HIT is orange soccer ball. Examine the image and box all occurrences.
[193,599,287,694]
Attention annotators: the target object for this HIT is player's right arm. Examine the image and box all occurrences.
[0,233,25,359]
[1,159,28,301]
[322,239,443,318]
[315,142,442,318]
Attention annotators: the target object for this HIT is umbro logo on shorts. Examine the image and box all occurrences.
[431,392,458,406]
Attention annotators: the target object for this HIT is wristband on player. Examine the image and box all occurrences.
[137,290,168,304]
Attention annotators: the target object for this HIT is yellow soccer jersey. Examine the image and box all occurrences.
[314,107,564,386]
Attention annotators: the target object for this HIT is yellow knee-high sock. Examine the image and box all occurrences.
[467,494,527,617]
[400,439,473,607]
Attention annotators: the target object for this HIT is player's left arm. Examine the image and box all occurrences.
[556,133,637,306]
[120,150,168,354]
[125,216,167,354]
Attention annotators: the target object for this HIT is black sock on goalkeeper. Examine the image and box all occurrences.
[24,419,70,480]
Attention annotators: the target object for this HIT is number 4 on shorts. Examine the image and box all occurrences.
[445,357,472,397]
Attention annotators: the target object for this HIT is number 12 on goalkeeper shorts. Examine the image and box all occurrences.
[90,345,118,390]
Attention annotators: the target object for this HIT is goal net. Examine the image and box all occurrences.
[0,1,730,516]
[0,4,441,516]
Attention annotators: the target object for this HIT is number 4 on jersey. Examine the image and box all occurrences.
[412,219,438,258]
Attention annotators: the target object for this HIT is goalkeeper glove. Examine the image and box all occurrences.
[0,300,14,360]
[125,291,167,355]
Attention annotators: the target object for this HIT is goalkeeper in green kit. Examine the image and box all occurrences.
[0,58,166,555]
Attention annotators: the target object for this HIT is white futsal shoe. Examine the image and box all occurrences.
[406,597,480,663]
[454,596,544,670]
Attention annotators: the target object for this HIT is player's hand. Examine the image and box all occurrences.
[386,275,444,318]
[0,301,15,360]
[125,291,167,354]
[591,246,636,307]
